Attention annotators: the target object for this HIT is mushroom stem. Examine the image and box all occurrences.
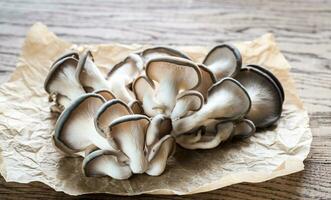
[155,78,178,114]
[88,129,114,151]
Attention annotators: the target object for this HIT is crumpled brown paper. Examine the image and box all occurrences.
[0,23,312,196]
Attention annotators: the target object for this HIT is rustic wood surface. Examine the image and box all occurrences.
[0,0,330,199]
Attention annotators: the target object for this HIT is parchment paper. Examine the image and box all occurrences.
[0,23,312,196]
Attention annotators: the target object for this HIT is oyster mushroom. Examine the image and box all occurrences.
[44,52,85,111]
[145,57,202,115]
[176,119,255,149]
[108,114,150,173]
[231,119,256,139]
[172,78,251,135]
[53,93,114,155]
[141,46,191,63]
[195,64,217,99]
[146,135,176,176]
[248,64,285,102]
[94,89,116,101]
[203,44,242,80]
[170,90,204,120]
[176,122,234,149]
[145,115,175,176]
[146,114,172,147]
[128,100,144,114]
[235,66,283,128]
[82,149,132,180]
[106,54,144,103]
[76,50,110,92]
[132,76,159,117]
[94,99,132,138]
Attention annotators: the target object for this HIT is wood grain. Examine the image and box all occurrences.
[0,0,330,199]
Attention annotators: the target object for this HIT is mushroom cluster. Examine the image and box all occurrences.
[45,45,284,180]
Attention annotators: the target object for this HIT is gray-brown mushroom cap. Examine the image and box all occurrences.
[53,93,113,155]
[106,53,143,103]
[94,99,133,138]
[203,44,242,80]
[195,64,217,99]
[231,119,256,139]
[145,57,202,113]
[108,114,150,174]
[247,64,285,102]
[44,52,85,109]
[82,149,132,180]
[172,78,251,135]
[235,66,283,128]
[132,76,159,117]
[140,46,192,62]
[75,49,109,92]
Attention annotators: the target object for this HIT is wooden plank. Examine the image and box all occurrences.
[0,0,330,199]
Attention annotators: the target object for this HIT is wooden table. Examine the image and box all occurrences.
[0,0,330,199]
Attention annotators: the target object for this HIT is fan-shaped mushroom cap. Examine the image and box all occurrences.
[172,78,251,135]
[128,100,144,114]
[195,64,217,99]
[203,44,242,80]
[51,51,79,68]
[95,99,132,138]
[235,66,283,128]
[146,114,172,147]
[231,119,256,139]
[106,54,144,103]
[132,76,160,117]
[145,57,201,114]
[76,50,109,92]
[170,90,204,120]
[53,94,114,155]
[94,89,116,101]
[82,149,132,180]
[84,145,100,157]
[44,52,85,109]
[141,46,191,63]
[175,122,234,150]
[108,114,150,173]
[248,64,285,102]
[146,135,176,176]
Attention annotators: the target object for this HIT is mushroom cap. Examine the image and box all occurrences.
[203,44,242,80]
[247,64,285,102]
[44,53,84,99]
[53,93,111,155]
[145,57,201,91]
[94,89,116,101]
[195,64,217,99]
[75,49,109,92]
[128,100,144,114]
[206,77,251,120]
[146,114,172,147]
[235,67,283,128]
[132,76,159,117]
[82,149,132,180]
[108,114,150,173]
[231,119,256,139]
[107,53,144,81]
[172,78,251,135]
[141,46,191,62]
[50,51,79,68]
[146,135,176,176]
[171,90,204,120]
[175,122,234,150]
[105,54,142,103]
[95,99,133,137]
